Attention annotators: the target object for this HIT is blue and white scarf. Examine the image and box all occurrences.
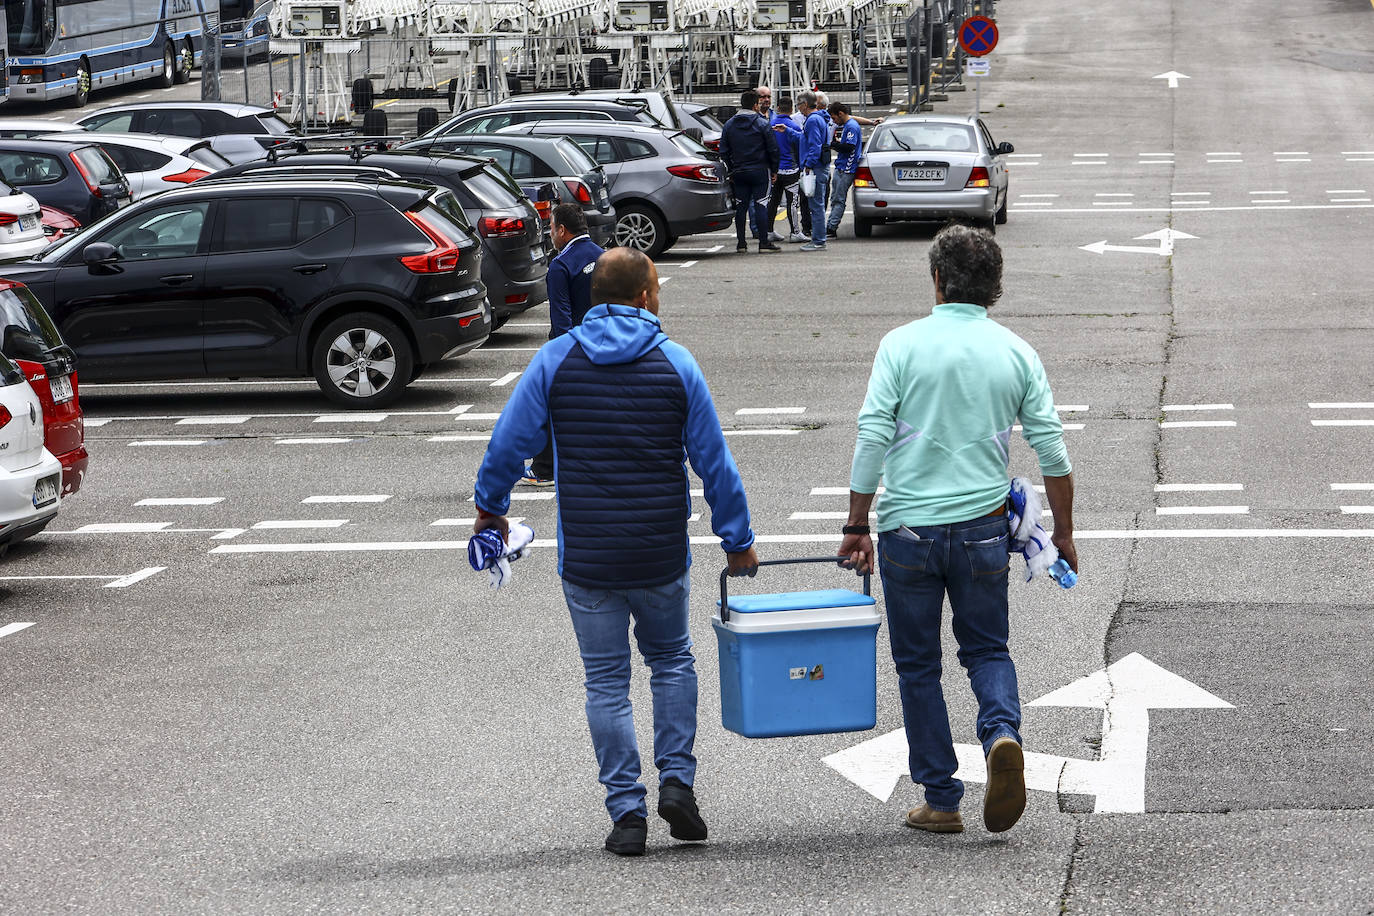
[467,523,535,590]
[1007,477,1059,583]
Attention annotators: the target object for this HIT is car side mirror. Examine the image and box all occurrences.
[997,142,1014,155]
[82,242,121,269]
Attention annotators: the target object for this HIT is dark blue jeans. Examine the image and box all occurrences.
[878,514,1022,811]
[562,570,697,822]
[731,168,770,245]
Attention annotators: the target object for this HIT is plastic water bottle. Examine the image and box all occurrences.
[1048,558,1077,589]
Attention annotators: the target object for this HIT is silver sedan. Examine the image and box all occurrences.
[851,114,1013,236]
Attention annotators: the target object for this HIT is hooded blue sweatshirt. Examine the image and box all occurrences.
[474,303,755,589]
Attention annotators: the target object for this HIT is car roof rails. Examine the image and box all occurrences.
[263,134,407,163]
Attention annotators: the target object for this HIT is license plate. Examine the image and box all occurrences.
[33,474,58,509]
[897,167,947,181]
[49,373,73,404]
[20,214,39,231]
[531,247,543,261]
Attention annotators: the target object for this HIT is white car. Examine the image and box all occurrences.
[46,132,231,200]
[0,119,82,140]
[0,353,61,553]
[0,184,51,261]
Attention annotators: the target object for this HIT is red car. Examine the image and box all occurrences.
[40,206,81,242]
[0,280,86,498]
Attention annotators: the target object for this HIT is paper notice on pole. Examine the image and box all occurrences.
[966,59,991,78]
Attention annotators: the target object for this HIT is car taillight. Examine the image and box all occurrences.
[163,168,211,184]
[0,213,18,226]
[704,139,720,151]
[399,210,462,273]
[966,166,991,188]
[70,153,103,197]
[0,406,10,429]
[533,199,553,222]
[563,178,592,205]
[667,164,720,183]
[479,216,526,238]
[854,165,875,188]
[505,294,528,306]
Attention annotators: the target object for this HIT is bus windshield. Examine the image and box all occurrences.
[6,0,54,55]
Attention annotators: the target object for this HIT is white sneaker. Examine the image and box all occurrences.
[787,232,808,243]
[768,231,784,242]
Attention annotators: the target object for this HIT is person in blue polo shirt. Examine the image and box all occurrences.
[826,101,865,238]
[523,203,603,486]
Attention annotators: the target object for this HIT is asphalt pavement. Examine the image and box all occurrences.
[2,0,1373,912]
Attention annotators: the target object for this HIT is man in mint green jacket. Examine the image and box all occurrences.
[838,224,1078,836]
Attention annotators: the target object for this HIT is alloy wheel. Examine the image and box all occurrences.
[325,328,397,398]
[616,212,657,251]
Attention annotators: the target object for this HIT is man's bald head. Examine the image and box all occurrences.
[591,247,660,315]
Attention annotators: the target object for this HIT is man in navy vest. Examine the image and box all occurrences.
[524,203,604,485]
[473,247,760,857]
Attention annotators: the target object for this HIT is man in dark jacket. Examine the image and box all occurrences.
[524,203,605,485]
[718,89,781,254]
[473,247,760,857]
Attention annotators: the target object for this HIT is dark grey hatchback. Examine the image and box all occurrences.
[0,177,489,408]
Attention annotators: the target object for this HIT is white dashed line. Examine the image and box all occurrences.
[1155,484,1244,492]
[1018,193,1059,198]
[0,622,36,639]
[1206,159,1243,164]
[735,407,805,415]
[1161,403,1234,411]
[1275,159,1311,163]
[428,434,492,442]
[1310,402,1374,409]
[1249,190,1288,195]
[1339,506,1374,515]
[1138,152,1174,157]
[105,567,167,588]
[1312,420,1374,427]
[1326,189,1366,194]
[723,429,802,436]
[315,413,386,423]
[1172,192,1210,197]
[128,440,207,447]
[76,522,174,533]
[1331,198,1372,203]
[275,438,352,445]
[1332,483,1374,491]
[491,372,521,387]
[1156,506,1249,516]
[302,495,390,504]
[1161,420,1237,428]
[1072,161,1107,166]
[789,511,876,521]
[136,497,225,506]
[1012,202,1053,207]
[175,416,250,425]
[252,520,348,529]
[1056,405,1090,412]
[1073,153,1109,157]
[1095,193,1134,197]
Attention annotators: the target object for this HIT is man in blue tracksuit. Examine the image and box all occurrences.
[473,247,760,857]
[826,101,865,238]
[718,89,782,254]
[797,90,832,251]
[524,203,605,485]
[767,96,806,242]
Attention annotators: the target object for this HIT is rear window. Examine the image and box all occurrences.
[74,146,122,184]
[0,284,64,363]
[670,132,710,158]
[0,151,65,184]
[250,112,295,135]
[463,168,522,209]
[428,190,474,232]
[187,143,232,169]
[872,123,977,153]
[0,352,24,388]
[685,105,723,132]
[414,193,473,242]
[555,137,598,173]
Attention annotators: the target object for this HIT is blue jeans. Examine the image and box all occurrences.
[731,168,770,245]
[827,168,856,232]
[808,168,831,244]
[877,514,1022,812]
[562,570,697,822]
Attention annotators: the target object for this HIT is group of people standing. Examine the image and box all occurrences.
[718,86,880,253]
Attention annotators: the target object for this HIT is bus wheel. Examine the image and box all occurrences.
[159,43,175,88]
[175,40,193,83]
[70,61,91,108]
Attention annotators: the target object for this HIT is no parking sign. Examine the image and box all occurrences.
[958,16,998,57]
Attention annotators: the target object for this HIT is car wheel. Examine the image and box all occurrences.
[312,313,414,408]
[175,40,194,84]
[661,234,678,253]
[158,43,175,89]
[854,216,873,238]
[491,314,509,331]
[409,361,428,383]
[70,60,91,108]
[614,205,667,259]
[995,193,1008,225]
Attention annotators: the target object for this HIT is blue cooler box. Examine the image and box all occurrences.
[714,562,881,738]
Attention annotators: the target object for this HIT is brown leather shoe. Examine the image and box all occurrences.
[983,736,1027,833]
[905,804,964,833]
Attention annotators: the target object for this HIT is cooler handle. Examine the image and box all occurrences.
[718,556,871,623]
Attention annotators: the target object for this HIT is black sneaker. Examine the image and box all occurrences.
[736,241,748,252]
[657,778,708,842]
[759,242,782,252]
[605,813,647,856]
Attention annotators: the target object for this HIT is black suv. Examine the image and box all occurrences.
[207,149,549,328]
[0,177,489,408]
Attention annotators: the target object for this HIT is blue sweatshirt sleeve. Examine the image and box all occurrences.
[473,339,574,515]
[546,258,572,339]
[764,119,780,172]
[661,341,755,554]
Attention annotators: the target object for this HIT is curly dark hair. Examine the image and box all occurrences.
[927,223,1003,307]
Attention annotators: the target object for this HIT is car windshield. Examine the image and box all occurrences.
[0,283,64,362]
[556,137,598,173]
[872,123,977,153]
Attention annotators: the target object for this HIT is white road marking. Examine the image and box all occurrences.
[459,412,501,420]
[1073,153,1109,157]
[505,492,555,501]
[735,407,805,415]
[659,277,671,286]
[1249,190,1288,195]
[128,440,207,447]
[84,419,112,427]
[175,416,250,425]
[1161,420,1236,428]
[1342,151,1374,155]
[790,511,876,520]
[1332,483,1374,490]
[77,522,174,533]
[1137,160,1173,165]
[1156,506,1249,516]
[1155,484,1243,492]
[1095,193,1134,197]
[105,567,166,588]
[1018,194,1059,198]
[474,347,541,352]
[315,413,386,423]
[1013,423,1085,431]
[1275,160,1310,163]
[491,372,521,387]
[1024,203,1374,214]
[1138,152,1174,157]
[252,519,348,529]
[1007,153,1042,158]
[1171,192,1210,197]
[428,434,492,442]
[1310,402,1374,409]
[450,405,473,414]
[724,429,801,436]
[1056,404,1090,412]
[212,529,245,540]
[1326,189,1367,194]
[1344,158,1374,162]
[1093,201,1133,206]
[431,517,525,526]
[302,495,390,503]
[812,486,883,496]
[1206,152,1241,156]
[1072,161,1107,166]
[275,437,353,445]
[1312,420,1374,427]
[1012,202,1053,207]
[0,622,36,639]
[1331,198,1373,203]
[1339,506,1374,514]
[136,497,225,506]
[1206,159,1243,164]
[1162,403,1234,411]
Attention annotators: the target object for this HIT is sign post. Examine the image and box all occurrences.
[957,15,998,117]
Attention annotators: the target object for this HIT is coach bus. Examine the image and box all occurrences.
[5,0,213,107]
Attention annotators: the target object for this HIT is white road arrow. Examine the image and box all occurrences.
[1153,70,1190,89]
[822,653,1233,814]
[1080,228,1198,257]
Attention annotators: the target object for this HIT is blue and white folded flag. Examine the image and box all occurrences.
[1007,477,1059,584]
[467,523,535,591]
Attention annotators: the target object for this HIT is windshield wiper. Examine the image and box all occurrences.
[891,134,912,151]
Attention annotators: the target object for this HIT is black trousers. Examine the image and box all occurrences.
[767,170,802,234]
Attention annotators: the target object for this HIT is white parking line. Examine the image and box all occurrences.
[491,372,521,387]
[176,416,250,425]
[1156,506,1249,515]
[315,414,387,423]
[76,523,174,533]
[1339,506,1374,514]
[1073,153,1109,157]
[301,495,390,503]
[136,497,225,506]
[1162,403,1234,411]
[275,438,352,445]
[1312,420,1374,427]
[252,520,348,529]
[1161,420,1237,428]
[128,440,207,447]
[1310,402,1374,408]
[105,567,166,588]
[1056,404,1090,412]
[1155,484,1244,492]
[723,429,801,436]
[428,434,492,442]
[431,516,525,526]
[1095,193,1134,197]
[1332,483,1374,490]
[1326,189,1367,194]
[1249,190,1288,195]
[1018,194,1059,198]
[0,622,36,639]
[1331,198,1372,203]
[1171,192,1210,197]
[790,511,876,520]
[1206,159,1243,164]
[735,407,805,415]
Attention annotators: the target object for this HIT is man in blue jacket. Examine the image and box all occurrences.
[797,90,832,251]
[767,95,807,243]
[826,101,865,238]
[524,203,605,485]
[718,89,782,254]
[473,247,760,857]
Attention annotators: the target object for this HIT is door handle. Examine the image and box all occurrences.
[159,274,195,286]
[293,263,328,275]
